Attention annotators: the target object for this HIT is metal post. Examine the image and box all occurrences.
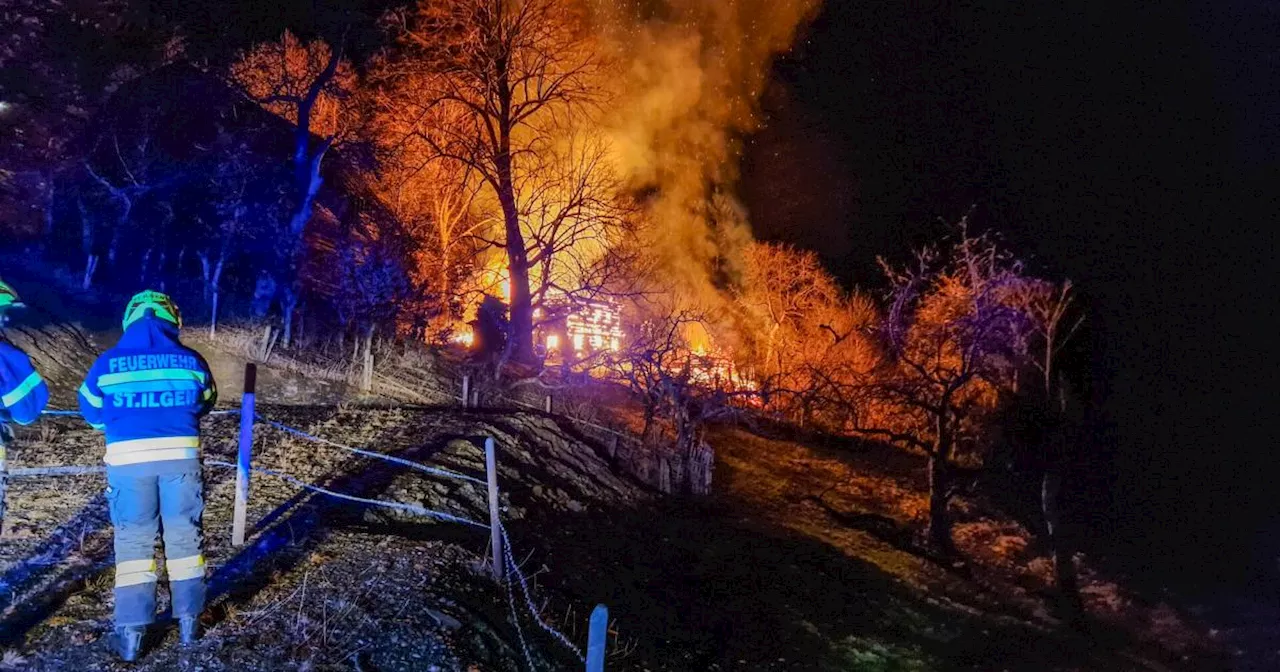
[485,437,503,582]
[544,394,552,414]
[586,604,608,672]
[461,375,470,408]
[232,363,256,547]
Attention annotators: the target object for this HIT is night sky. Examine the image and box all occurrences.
[743,0,1277,579]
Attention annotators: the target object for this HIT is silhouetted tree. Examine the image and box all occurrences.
[231,30,357,346]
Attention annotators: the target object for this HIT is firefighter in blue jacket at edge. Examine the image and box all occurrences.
[78,291,216,661]
[1,280,51,525]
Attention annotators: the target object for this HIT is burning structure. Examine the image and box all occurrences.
[541,298,625,358]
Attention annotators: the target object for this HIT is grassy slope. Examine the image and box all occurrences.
[519,427,1230,672]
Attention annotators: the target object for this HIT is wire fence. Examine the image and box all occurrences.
[1,398,598,671]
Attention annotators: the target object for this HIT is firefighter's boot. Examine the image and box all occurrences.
[111,625,145,662]
[178,616,200,646]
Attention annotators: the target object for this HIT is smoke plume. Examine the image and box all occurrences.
[587,0,823,313]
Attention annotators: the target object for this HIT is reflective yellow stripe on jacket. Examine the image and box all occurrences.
[2,370,43,407]
[104,436,200,466]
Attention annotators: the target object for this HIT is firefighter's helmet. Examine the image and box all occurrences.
[123,290,182,331]
[0,280,23,312]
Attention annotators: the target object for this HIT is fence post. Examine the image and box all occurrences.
[361,331,374,393]
[544,394,553,414]
[485,437,504,582]
[586,604,608,672]
[461,375,470,408]
[471,387,479,409]
[232,363,256,547]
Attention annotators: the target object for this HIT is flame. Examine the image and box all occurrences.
[564,299,625,353]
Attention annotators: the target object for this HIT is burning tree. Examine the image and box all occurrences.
[737,242,880,427]
[853,224,1038,551]
[376,0,606,363]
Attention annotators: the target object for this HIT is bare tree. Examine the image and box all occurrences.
[377,0,604,362]
[1015,278,1086,620]
[231,30,356,346]
[199,129,264,336]
[852,224,1036,551]
[81,115,179,289]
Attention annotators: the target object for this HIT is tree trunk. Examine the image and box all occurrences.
[927,452,952,550]
[496,157,535,363]
[82,255,99,290]
[281,287,298,348]
[209,290,221,338]
[1043,468,1083,624]
[927,412,955,551]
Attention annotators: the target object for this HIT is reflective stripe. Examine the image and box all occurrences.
[167,554,206,582]
[116,559,158,588]
[79,382,104,408]
[89,422,105,430]
[107,448,198,466]
[2,371,43,407]
[105,437,200,466]
[106,436,200,455]
[97,369,206,388]
[100,380,201,394]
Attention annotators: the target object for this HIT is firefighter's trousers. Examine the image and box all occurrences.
[106,459,206,627]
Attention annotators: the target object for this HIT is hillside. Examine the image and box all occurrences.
[0,271,1256,671]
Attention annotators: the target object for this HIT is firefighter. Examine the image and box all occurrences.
[1,280,50,525]
[78,291,216,661]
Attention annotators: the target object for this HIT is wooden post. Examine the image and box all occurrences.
[361,331,374,393]
[485,437,503,582]
[586,604,608,672]
[544,394,552,414]
[471,388,479,408]
[232,363,256,547]
[461,375,470,408]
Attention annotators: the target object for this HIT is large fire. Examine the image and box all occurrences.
[560,299,624,354]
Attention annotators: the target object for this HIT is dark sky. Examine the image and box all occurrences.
[743,0,1277,578]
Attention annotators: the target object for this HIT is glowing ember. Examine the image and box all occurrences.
[453,328,475,347]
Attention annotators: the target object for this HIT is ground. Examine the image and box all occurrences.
[0,267,1266,671]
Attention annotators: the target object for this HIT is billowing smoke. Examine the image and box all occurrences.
[587,0,822,314]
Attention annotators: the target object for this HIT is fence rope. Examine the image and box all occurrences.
[504,552,538,672]
[258,416,487,486]
[502,523,587,664]
[17,406,589,668]
[7,465,105,477]
[203,459,489,530]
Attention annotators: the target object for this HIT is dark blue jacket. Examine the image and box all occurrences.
[0,342,49,425]
[78,317,216,466]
